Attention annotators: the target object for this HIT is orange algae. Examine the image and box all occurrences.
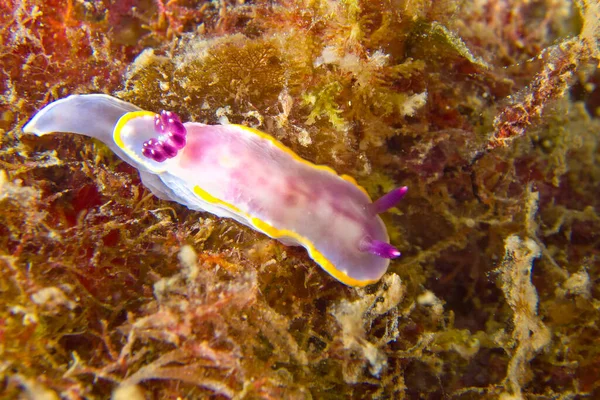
[1,0,600,399]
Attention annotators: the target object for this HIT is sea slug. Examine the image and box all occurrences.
[23,94,407,286]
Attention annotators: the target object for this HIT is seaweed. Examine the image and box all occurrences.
[1,0,599,398]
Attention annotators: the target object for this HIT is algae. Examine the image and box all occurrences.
[1,0,599,398]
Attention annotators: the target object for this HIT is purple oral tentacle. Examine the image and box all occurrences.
[142,110,188,162]
[369,186,408,215]
[359,236,401,259]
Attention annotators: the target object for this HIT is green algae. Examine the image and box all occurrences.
[1,0,599,398]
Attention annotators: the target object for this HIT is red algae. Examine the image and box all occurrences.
[1,0,600,399]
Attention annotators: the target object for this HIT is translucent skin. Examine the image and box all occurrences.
[23,94,403,286]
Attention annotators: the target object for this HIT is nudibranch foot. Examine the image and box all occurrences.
[359,236,401,259]
[142,110,187,162]
[369,186,408,215]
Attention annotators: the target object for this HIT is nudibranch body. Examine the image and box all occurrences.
[23,94,407,286]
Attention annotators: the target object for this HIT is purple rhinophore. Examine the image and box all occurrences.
[369,186,408,215]
[142,110,188,162]
[359,236,401,259]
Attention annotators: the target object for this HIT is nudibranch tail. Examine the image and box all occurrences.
[22,94,141,141]
[141,111,187,162]
[22,94,144,165]
[369,186,408,215]
[359,236,401,259]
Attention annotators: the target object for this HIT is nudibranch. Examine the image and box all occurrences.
[23,94,407,286]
